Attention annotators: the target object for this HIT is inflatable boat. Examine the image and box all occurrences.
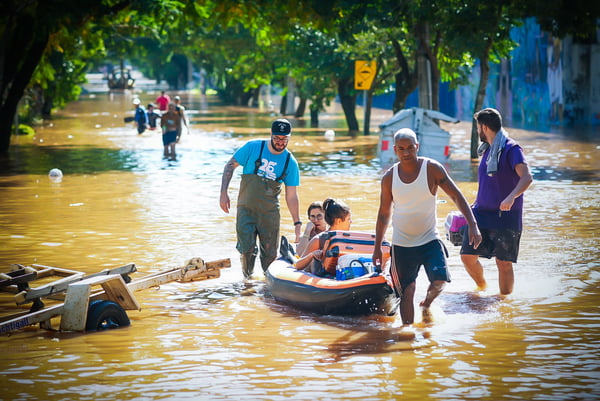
[264,231,396,316]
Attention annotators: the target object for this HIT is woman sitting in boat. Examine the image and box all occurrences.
[295,201,327,255]
[294,198,352,274]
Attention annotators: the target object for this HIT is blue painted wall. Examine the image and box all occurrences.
[374,18,600,130]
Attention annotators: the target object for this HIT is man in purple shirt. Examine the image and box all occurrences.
[460,108,533,295]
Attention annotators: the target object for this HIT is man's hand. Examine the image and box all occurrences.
[219,192,230,214]
[469,224,483,249]
[372,248,383,273]
[499,196,515,212]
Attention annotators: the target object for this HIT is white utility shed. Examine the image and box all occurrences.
[378,107,459,167]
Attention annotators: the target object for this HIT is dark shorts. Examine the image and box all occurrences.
[137,123,147,134]
[163,131,177,146]
[390,240,450,294]
[460,226,521,263]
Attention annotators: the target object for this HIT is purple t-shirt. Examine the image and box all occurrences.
[473,138,527,231]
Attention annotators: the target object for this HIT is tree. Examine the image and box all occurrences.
[0,0,138,153]
[287,25,340,126]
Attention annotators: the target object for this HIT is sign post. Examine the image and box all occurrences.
[354,60,376,90]
[355,60,377,135]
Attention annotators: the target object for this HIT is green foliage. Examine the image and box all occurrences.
[287,25,341,112]
[6,0,598,143]
[16,124,35,136]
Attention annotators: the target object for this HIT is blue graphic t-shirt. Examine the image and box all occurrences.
[233,139,300,186]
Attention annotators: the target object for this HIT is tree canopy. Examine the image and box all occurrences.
[1,0,598,152]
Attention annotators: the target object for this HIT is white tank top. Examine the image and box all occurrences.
[391,159,440,246]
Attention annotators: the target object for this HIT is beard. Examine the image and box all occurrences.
[271,138,287,152]
[478,129,487,143]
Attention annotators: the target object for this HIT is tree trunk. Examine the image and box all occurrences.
[310,108,319,127]
[416,22,432,110]
[337,77,359,135]
[295,97,307,118]
[363,89,373,136]
[391,38,417,114]
[471,52,491,159]
[279,93,287,115]
[0,14,51,152]
[0,1,131,152]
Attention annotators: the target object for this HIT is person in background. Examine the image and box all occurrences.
[460,108,533,295]
[132,98,147,135]
[155,91,170,112]
[146,103,161,130]
[219,118,302,279]
[173,95,189,142]
[160,103,181,160]
[373,128,481,325]
[296,201,327,255]
[294,198,352,272]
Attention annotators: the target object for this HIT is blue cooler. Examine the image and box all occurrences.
[336,256,372,280]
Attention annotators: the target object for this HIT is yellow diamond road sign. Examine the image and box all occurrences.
[355,60,376,90]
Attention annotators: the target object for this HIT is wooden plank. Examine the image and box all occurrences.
[205,258,232,270]
[14,264,136,305]
[60,275,140,331]
[31,264,82,277]
[100,276,140,311]
[60,282,91,332]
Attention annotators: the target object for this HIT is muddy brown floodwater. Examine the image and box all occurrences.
[0,87,599,401]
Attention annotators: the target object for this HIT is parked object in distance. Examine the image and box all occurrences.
[378,107,459,167]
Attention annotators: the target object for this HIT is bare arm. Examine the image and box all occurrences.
[296,222,315,254]
[434,163,482,249]
[500,163,533,211]
[372,169,394,268]
[219,157,240,213]
[294,235,322,269]
[285,185,302,243]
[181,108,189,129]
[294,249,324,270]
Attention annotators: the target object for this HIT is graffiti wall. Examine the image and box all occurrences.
[374,18,600,131]
[455,18,599,129]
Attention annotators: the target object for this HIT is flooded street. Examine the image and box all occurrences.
[0,88,599,401]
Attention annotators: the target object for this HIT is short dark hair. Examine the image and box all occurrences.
[474,108,502,132]
[307,201,323,218]
[323,198,351,226]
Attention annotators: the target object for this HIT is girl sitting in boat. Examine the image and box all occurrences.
[295,201,328,255]
[294,198,352,274]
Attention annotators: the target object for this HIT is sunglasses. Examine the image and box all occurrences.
[309,213,324,220]
[272,135,289,142]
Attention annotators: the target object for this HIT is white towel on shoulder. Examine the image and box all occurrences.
[477,128,508,176]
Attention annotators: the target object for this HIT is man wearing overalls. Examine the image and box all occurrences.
[219,119,302,279]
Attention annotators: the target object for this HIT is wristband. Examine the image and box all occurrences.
[294,221,302,226]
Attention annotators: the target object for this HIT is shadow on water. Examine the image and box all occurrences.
[170,280,264,305]
[318,326,435,363]
[439,291,504,315]
[259,287,436,361]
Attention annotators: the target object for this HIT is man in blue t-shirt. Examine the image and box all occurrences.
[132,98,147,134]
[460,108,533,295]
[220,119,302,279]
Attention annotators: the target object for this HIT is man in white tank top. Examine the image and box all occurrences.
[373,128,482,325]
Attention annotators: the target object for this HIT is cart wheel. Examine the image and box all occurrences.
[86,300,130,331]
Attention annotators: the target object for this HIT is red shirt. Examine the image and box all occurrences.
[156,94,171,111]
